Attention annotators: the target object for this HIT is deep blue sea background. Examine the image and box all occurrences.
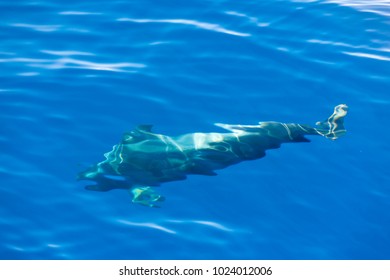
[1,0,389,260]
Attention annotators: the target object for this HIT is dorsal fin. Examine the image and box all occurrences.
[136,124,153,132]
[122,125,153,144]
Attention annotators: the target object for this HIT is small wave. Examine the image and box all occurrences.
[5,244,25,252]
[10,23,91,34]
[117,18,251,37]
[192,220,234,232]
[116,220,177,234]
[59,11,102,16]
[10,23,61,32]
[343,51,390,61]
[325,0,390,17]
[168,219,234,232]
[225,11,270,27]
[307,39,362,49]
[46,243,61,249]
[0,56,146,72]
[41,50,95,56]
[308,39,390,58]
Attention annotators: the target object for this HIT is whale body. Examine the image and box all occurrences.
[78,104,348,207]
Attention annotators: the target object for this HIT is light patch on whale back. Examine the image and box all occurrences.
[208,133,224,142]
[193,133,207,150]
[215,123,258,135]
[193,133,224,150]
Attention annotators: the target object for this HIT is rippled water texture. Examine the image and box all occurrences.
[0,0,389,259]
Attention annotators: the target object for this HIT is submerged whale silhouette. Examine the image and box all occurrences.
[78,104,348,207]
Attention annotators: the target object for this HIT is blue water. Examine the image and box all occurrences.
[1,0,389,260]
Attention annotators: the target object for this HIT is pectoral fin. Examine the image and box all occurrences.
[130,186,165,208]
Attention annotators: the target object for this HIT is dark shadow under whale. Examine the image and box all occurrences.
[78,104,348,207]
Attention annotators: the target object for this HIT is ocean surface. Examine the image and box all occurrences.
[1,0,389,260]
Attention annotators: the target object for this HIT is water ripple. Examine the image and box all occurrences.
[307,39,390,62]
[10,23,61,32]
[41,50,95,56]
[0,56,146,72]
[169,219,234,232]
[113,218,236,237]
[225,11,270,27]
[59,11,103,16]
[9,23,91,34]
[344,51,390,61]
[116,220,177,235]
[117,18,251,37]
[307,39,366,49]
[325,0,390,17]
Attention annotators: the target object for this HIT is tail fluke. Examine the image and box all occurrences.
[314,104,348,140]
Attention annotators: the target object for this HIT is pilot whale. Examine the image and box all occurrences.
[78,104,348,207]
